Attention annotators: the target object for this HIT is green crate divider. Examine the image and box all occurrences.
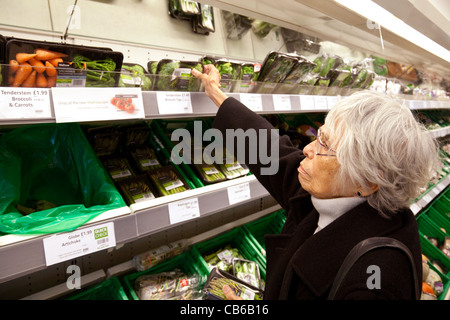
[147,129,197,190]
[191,227,267,280]
[122,251,209,300]
[417,215,448,244]
[150,119,205,188]
[66,277,128,300]
[425,207,450,236]
[425,261,450,300]
[419,231,450,277]
[243,209,286,257]
[432,193,450,220]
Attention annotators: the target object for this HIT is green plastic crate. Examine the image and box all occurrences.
[432,193,450,219]
[150,119,205,188]
[425,261,450,300]
[425,207,450,236]
[122,251,209,300]
[243,209,286,257]
[191,227,267,280]
[66,277,128,300]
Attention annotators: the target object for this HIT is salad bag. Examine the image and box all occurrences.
[0,123,126,234]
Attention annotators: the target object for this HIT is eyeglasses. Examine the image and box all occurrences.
[315,127,337,157]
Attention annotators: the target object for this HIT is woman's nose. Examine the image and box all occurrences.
[303,141,315,159]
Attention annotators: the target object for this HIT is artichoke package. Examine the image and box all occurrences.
[155,59,202,91]
[117,175,157,205]
[147,165,191,196]
[203,267,264,300]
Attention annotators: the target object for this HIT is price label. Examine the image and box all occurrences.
[272,95,292,111]
[314,95,328,110]
[0,88,52,119]
[227,182,251,205]
[240,94,263,111]
[168,197,200,224]
[52,87,144,123]
[43,222,116,266]
[299,95,315,110]
[156,91,193,114]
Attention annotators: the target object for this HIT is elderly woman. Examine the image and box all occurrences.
[192,65,440,300]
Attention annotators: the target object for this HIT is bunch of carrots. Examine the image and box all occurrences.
[8,48,68,88]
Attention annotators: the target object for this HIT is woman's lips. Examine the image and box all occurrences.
[298,164,309,176]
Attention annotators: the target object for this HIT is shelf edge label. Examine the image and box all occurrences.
[43,222,116,266]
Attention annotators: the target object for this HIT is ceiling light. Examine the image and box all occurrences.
[335,0,450,63]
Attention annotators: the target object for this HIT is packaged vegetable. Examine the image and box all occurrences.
[251,20,277,38]
[238,63,260,92]
[221,10,253,40]
[133,239,188,271]
[102,156,134,181]
[134,269,203,300]
[86,125,121,156]
[72,54,117,87]
[169,0,200,19]
[215,59,241,92]
[119,63,152,90]
[130,145,162,172]
[192,3,215,35]
[192,163,227,184]
[256,52,298,93]
[232,258,262,289]
[147,165,190,196]
[147,61,158,75]
[117,175,157,205]
[155,59,202,91]
[118,123,151,148]
[203,267,264,300]
[202,245,244,272]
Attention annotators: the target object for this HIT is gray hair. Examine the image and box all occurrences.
[325,91,441,217]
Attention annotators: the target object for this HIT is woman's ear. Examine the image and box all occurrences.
[356,182,379,197]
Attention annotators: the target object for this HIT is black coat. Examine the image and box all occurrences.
[212,97,422,300]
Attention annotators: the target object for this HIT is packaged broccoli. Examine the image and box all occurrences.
[102,156,135,181]
[130,145,162,172]
[155,59,202,91]
[119,63,152,90]
[215,59,241,92]
[117,175,157,205]
[238,63,260,93]
[147,165,190,196]
[201,55,216,65]
[147,61,159,75]
[86,125,121,156]
[203,267,264,300]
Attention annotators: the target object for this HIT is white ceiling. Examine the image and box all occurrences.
[202,0,450,76]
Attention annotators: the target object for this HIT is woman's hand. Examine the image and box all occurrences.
[191,64,228,108]
[222,285,244,300]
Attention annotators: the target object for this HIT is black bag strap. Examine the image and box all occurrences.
[328,237,420,300]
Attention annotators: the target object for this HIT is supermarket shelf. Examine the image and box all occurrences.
[1,88,449,125]
[0,174,268,283]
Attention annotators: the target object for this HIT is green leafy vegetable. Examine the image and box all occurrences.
[72,54,117,87]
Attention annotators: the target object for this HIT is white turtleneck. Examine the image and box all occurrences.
[311,195,366,234]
